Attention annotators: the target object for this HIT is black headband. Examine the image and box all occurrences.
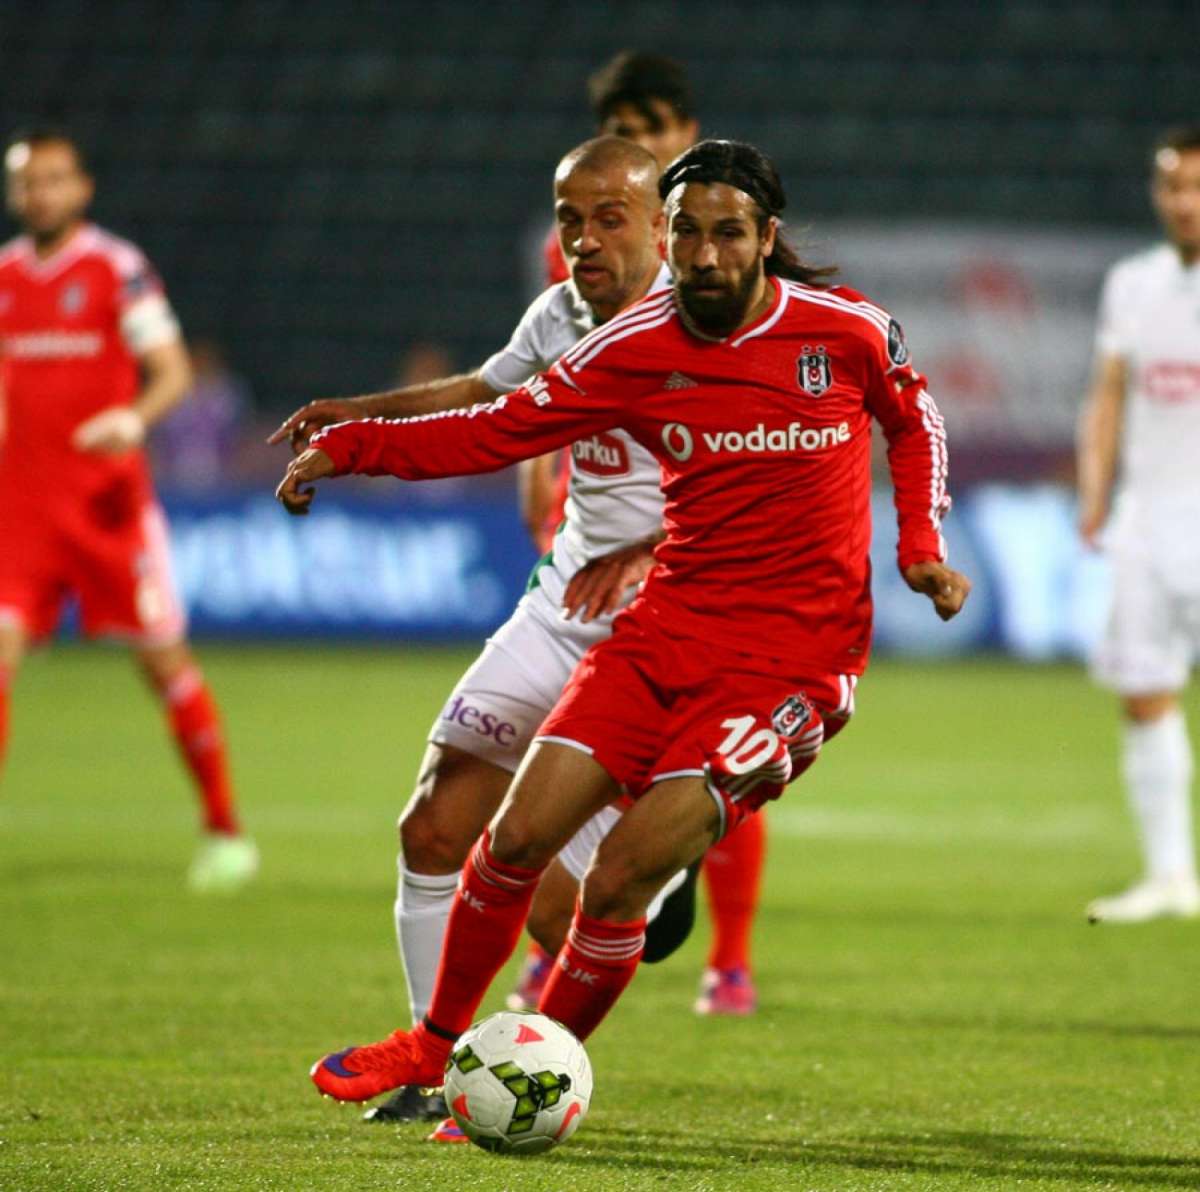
[657,158,786,217]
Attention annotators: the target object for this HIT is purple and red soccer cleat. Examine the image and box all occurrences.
[425,1115,470,1144]
[505,942,554,1011]
[311,1023,449,1102]
[693,966,758,1016]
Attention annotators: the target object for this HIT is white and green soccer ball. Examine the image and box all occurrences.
[443,1011,593,1155]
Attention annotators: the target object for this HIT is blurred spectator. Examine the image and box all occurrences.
[392,341,472,501]
[153,338,249,489]
[393,342,454,388]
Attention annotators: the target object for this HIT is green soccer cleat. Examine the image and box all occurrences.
[187,834,259,893]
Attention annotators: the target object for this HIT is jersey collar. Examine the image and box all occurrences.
[674,274,788,347]
[15,222,97,279]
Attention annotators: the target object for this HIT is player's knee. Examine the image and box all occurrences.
[398,796,472,873]
[488,808,557,871]
[0,626,26,672]
[1123,693,1179,724]
[400,745,507,872]
[134,641,195,690]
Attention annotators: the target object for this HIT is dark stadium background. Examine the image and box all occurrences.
[7,8,1200,1190]
[2,0,1198,650]
[4,1,1192,403]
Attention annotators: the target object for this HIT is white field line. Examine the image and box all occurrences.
[769,804,1114,849]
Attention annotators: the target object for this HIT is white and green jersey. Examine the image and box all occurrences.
[479,266,670,569]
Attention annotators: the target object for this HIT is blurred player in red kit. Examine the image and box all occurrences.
[0,129,256,891]
[283,139,970,1100]
[528,50,763,1017]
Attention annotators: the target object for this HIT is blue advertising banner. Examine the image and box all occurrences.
[162,485,1112,659]
[162,489,538,640]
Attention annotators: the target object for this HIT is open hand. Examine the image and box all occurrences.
[562,539,658,622]
[267,398,364,454]
[73,407,145,454]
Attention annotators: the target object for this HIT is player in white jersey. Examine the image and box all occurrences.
[1078,126,1200,923]
[271,137,692,1122]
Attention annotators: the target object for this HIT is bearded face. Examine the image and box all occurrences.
[666,181,773,339]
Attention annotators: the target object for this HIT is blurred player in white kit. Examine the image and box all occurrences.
[1078,126,1200,922]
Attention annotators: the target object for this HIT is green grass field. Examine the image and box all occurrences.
[2,645,1199,1191]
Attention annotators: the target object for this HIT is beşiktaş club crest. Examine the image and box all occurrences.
[797,345,832,397]
[771,693,815,739]
[60,281,87,316]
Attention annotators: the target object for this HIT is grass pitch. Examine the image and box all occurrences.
[2,645,1199,1191]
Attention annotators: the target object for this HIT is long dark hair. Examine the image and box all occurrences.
[659,139,835,287]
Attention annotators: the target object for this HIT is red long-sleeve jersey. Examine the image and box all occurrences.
[314,277,950,675]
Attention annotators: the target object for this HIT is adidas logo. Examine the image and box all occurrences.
[664,371,698,390]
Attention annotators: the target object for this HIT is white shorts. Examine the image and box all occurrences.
[556,803,689,925]
[428,540,676,913]
[428,541,617,770]
[1092,512,1200,694]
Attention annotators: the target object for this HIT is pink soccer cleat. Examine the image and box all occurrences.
[693,966,758,1016]
[311,1023,450,1102]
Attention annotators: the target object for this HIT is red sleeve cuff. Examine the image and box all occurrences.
[897,536,946,571]
[311,423,356,474]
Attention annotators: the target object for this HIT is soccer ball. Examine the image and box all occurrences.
[443,1011,593,1155]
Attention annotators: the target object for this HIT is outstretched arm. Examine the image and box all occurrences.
[275,363,628,514]
[267,372,499,451]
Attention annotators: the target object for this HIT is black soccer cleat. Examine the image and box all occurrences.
[643,860,701,964]
[361,1084,448,1124]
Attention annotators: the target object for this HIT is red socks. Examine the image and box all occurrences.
[701,811,766,972]
[160,666,239,835]
[0,666,10,777]
[427,831,544,1039]
[538,906,646,1041]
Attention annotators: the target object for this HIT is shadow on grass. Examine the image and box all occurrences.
[555,1125,1200,1187]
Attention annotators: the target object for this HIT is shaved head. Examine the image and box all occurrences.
[551,136,665,322]
[555,135,660,205]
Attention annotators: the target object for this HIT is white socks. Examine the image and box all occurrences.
[394,863,459,1024]
[1123,710,1197,883]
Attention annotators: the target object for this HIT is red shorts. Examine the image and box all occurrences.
[0,498,186,645]
[536,611,858,838]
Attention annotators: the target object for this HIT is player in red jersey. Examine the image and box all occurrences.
[285,139,970,1100]
[0,130,256,891]
[528,52,767,1017]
